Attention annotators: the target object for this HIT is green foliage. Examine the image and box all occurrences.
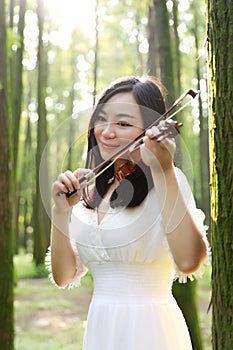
[14,252,93,286]
[6,28,22,52]
[14,253,49,279]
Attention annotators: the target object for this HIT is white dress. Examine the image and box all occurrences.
[46,168,210,350]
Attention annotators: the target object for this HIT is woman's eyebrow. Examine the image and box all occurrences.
[116,113,137,119]
[99,109,137,119]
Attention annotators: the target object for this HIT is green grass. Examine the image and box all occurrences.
[14,254,212,349]
[15,279,90,350]
[14,253,92,350]
[14,253,49,279]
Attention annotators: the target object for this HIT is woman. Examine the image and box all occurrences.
[47,76,210,349]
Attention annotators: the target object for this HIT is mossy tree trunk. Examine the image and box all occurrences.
[206,1,233,349]
[0,0,14,348]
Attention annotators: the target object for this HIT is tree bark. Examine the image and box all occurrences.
[190,0,210,220]
[12,0,26,172]
[147,5,160,76]
[153,0,175,103]
[0,0,14,348]
[34,0,50,265]
[206,1,233,349]
[8,0,26,255]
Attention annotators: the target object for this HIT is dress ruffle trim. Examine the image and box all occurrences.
[163,207,211,284]
[45,244,88,290]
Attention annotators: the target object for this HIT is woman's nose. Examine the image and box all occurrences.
[102,122,116,138]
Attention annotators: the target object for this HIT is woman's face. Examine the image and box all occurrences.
[93,92,144,161]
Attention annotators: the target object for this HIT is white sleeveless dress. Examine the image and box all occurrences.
[47,168,210,350]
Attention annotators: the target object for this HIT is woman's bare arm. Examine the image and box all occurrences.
[151,166,207,274]
[50,168,89,286]
[141,127,207,274]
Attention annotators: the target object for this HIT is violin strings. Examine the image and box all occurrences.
[86,146,129,185]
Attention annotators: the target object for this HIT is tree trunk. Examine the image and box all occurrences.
[147,5,160,76]
[93,0,99,106]
[9,0,26,255]
[12,0,26,172]
[21,115,33,252]
[66,41,76,170]
[0,0,14,348]
[172,0,181,96]
[34,0,50,265]
[153,0,175,103]
[173,281,204,350]
[191,1,210,220]
[206,1,233,349]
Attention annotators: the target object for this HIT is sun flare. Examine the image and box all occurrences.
[45,0,95,48]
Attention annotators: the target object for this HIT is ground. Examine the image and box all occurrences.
[15,277,93,350]
[15,272,211,350]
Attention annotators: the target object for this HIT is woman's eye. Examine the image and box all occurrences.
[117,121,132,127]
[96,115,106,122]
[95,116,108,126]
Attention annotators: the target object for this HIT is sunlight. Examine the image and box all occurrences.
[45,0,96,49]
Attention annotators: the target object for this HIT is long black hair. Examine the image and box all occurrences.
[82,76,167,209]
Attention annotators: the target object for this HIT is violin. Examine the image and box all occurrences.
[57,89,198,198]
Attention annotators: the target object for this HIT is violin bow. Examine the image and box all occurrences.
[58,88,199,198]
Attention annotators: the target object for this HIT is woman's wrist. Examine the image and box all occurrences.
[52,204,72,217]
[52,205,72,233]
[150,163,176,181]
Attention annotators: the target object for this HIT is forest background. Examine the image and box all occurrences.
[0,0,232,350]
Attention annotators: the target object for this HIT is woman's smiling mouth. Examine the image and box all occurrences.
[99,141,120,150]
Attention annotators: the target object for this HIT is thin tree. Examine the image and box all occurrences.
[153,0,175,103]
[93,0,100,106]
[147,5,159,77]
[9,0,26,254]
[171,0,181,95]
[11,0,26,172]
[34,0,50,265]
[206,1,233,349]
[190,0,210,219]
[0,0,14,348]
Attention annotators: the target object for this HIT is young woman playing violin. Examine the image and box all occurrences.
[48,76,210,350]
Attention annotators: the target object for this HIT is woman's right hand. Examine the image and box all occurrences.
[52,168,91,212]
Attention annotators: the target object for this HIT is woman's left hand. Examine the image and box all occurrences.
[140,126,176,172]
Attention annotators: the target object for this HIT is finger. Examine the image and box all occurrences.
[159,137,176,156]
[145,126,160,139]
[58,171,79,193]
[64,170,81,190]
[73,168,94,186]
[52,181,68,197]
